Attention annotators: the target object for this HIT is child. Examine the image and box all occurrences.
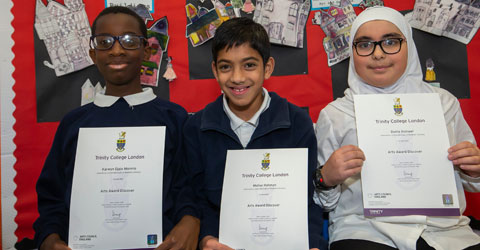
[33,7,199,250]
[314,6,480,250]
[180,17,327,250]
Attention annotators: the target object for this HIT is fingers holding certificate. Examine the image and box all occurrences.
[322,145,365,187]
[448,141,480,178]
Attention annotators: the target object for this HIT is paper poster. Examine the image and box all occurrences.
[34,0,93,77]
[406,0,480,44]
[312,0,356,66]
[311,0,362,10]
[253,0,311,48]
[105,0,154,12]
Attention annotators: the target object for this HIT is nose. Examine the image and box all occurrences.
[231,66,246,84]
[372,44,385,59]
[109,39,125,55]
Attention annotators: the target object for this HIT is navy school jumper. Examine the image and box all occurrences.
[33,97,189,247]
[178,92,328,249]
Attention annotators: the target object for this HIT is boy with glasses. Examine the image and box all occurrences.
[34,6,199,250]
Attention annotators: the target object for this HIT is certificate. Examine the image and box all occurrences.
[68,126,165,250]
[354,93,460,217]
[219,148,309,250]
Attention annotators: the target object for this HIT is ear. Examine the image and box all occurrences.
[89,49,97,64]
[211,61,219,81]
[263,57,275,80]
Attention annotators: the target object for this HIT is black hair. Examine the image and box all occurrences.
[212,17,270,65]
[91,6,147,38]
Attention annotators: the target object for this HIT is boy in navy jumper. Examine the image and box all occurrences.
[34,6,199,250]
[180,17,327,250]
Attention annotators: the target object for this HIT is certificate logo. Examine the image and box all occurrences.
[147,234,157,246]
[261,153,270,171]
[393,98,403,116]
[116,131,126,152]
[442,194,454,205]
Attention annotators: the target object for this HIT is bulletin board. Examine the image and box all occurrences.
[10,0,480,243]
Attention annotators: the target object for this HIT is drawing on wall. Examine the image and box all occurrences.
[358,0,384,9]
[243,0,256,13]
[163,56,177,82]
[253,0,311,48]
[406,0,480,44]
[312,0,356,66]
[185,2,232,47]
[230,0,243,15]
[81,79,104,106]
[105,0,154,12]
[311,0,362,10]
[128,3,153,22]
[140,17,170,87]
[34,0,93,77]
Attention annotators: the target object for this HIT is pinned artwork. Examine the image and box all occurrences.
[141,18,170,87]
[185,2,231,47]
[242,0,255,14]
[163,57,177,82]
[425,58,440,88]
[312,0,356,66]
[34,0,93,77]
[358,0,384,9]
[231,0,244,16]
[406,0,480,44]
[311,0,362,10]
[105,0,154,12]
[81,79,103,106]
[253,0,311,48]
[425,58,436,82]
[127,4,153,23]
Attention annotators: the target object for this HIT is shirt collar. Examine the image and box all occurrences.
[223,88,271,130]
[93,87,156,107]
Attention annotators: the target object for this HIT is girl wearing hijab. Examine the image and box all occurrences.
[314,6,480,250]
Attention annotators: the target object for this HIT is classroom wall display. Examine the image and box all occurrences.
[34,0,170,123]
[186,0,309,80]
[9,0,480,245]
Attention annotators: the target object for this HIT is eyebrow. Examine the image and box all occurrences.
[217,57,260,64]
[354,32,403,41]
[94,31,141,36]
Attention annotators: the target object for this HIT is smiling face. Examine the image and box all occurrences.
[212,43,274,121]
[89,13,149,96]
[353,20,408,88]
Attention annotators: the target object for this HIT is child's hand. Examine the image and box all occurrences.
[200,236,234,250]
[448,141,480,178]
[156,215,200,250]
[322,145,365,187]
[40,234,71,250]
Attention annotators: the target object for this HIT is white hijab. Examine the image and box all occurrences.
[331,6,456,122]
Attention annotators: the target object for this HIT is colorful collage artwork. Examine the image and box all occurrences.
[185,1,244,47]
[313,0,356,66]
[141,18,170,87]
